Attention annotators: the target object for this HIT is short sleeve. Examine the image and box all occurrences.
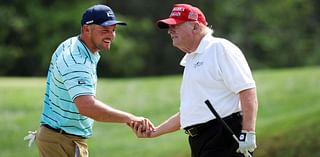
[60,63,96,101]
[218,41,256,93]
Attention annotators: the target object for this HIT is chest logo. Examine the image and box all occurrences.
[78,79,86,85]
[193,61,204,68]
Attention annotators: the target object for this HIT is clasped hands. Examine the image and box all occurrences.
[127,118,157,138]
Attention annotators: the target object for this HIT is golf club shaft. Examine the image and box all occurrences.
[204,100,252,157]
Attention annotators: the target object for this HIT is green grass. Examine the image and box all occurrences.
[0,67,319,157]
[254,67,320,157]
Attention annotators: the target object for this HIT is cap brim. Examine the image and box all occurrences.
[100,20,127,26]
[156,18,185,29]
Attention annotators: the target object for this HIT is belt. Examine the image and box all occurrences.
[184,112,242,137]
[42,124,86,139]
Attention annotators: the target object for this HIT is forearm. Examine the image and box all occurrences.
[89,99,135,123]
[239,88,258,131]
[75,96,135,123]
[153,112,181,137]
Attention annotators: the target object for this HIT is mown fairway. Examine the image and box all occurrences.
[0,67,319,157]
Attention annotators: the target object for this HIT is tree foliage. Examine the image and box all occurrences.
[0,0,319,77]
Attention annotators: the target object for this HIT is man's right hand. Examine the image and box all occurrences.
[127,117,155,137]
[127,120,157,138]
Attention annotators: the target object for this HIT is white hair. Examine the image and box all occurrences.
[201,24,214,35]
[185,21,214,35]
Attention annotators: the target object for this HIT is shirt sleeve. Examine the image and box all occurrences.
[60,63,96,101]
[218,41,256,93]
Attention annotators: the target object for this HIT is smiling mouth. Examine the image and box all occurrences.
[104,39,111,44]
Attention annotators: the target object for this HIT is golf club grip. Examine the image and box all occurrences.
[204,100,236,136]
[205,100,253,157]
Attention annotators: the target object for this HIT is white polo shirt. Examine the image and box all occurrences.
[179,33,256,129]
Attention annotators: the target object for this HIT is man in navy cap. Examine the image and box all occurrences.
[33,4,154,157]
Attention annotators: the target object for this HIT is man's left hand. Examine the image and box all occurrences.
[236,130,256,156]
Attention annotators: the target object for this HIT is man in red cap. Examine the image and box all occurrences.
[129,3,258,157]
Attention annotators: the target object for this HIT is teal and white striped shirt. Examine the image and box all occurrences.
[40,36,100,138]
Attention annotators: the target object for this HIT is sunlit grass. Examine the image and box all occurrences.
[0,67,319,157]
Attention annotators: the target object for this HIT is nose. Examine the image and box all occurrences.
[168,27,175,35]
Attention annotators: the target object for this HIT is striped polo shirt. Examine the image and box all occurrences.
[40,36,100,138]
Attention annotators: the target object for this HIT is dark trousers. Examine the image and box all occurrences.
[187,114,244,157]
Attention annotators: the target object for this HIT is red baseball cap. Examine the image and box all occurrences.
[156,4,208,29]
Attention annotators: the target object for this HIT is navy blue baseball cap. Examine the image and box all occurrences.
[81,4,127,26]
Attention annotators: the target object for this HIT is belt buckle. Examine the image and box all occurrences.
[186,128,198,137]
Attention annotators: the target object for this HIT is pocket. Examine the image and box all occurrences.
[37,140,69,157]
[226,116,242,136]
[74,140,88,157]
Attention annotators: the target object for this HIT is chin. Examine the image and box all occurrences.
[100,45,111,51]
[172,42,181,49]
[172,41,178,47]
[97,48,108,53]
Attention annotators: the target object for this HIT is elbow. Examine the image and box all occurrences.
[74,95,95,116]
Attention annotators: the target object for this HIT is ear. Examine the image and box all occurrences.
[82,24,91,33]
[193,23,200,31]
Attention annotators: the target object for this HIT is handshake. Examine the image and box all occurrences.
[126,112,180,138]
[126,115,257,157]
[126,117,158,138]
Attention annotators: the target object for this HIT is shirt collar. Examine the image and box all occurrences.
[192,33,213,54]
[180,33,213,66]
[77,36,100,64]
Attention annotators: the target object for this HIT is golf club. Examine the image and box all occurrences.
[204,99,252,157]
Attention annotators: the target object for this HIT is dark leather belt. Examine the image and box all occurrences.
[184,112,242,137]
[42,124,86,139]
